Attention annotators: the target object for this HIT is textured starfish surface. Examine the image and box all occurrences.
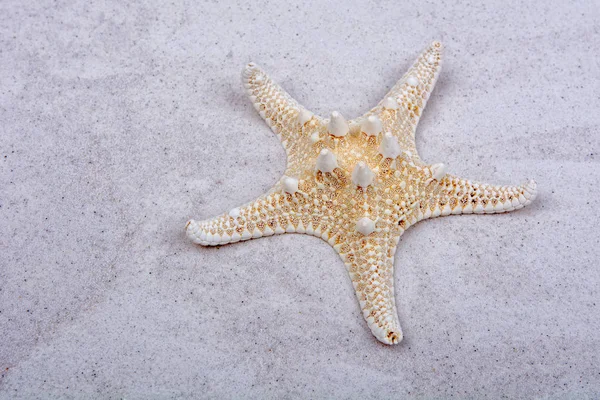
[185,41,537,345]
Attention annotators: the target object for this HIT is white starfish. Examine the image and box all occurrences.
[186,41,537,345]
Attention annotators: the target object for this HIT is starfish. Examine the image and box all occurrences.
[185,41,537,345]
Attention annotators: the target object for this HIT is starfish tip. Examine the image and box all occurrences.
[185,219,194,231]
[388,331,403,345]
[376,329,403,345]
[525,179,538,201]
[242,62,261,80]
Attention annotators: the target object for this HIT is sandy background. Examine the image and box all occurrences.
[1,0,599,398]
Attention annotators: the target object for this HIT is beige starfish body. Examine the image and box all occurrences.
[185,41,537,345]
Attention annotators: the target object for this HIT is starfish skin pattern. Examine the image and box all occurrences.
[185,41,537,345]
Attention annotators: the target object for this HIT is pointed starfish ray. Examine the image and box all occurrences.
[185,41,537,345]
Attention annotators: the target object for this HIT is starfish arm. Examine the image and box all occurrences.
[421,174,538,218]
[185,183,301,246]
[335,225,404,345]
[242,63,321,152]
[355,41,443,162]
[185,178,331,246]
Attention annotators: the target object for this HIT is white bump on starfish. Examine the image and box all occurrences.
[430,163,447,180]
[379,132,402,159]
[406,76,419,87]
[187,41,538,345]
[282,176,299,194]
[328,111,349,137]
[382,97,399,110]
[352,162,375,188]
[360,115,383,136]
[297,108,314,126]
[316,148,337,173]
[356,217,376,236]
